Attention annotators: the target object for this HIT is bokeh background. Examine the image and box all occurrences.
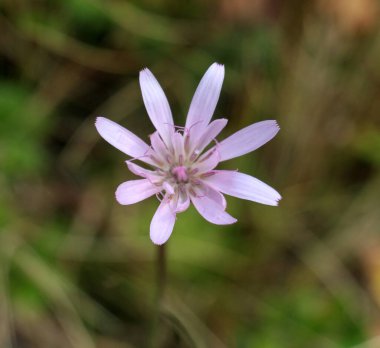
[1,0,380,347]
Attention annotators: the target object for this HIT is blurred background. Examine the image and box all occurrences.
[1,0,380,347]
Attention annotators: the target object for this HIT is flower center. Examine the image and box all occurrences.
[171,165,189,183]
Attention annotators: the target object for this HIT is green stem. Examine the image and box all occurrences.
[149,244,166,347]
[157,244,166,301]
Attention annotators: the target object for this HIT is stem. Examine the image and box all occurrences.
[157,244,166,301]
[149,244,166,347]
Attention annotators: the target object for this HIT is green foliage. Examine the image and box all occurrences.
[354,129,380,167]
[0,82,48,178]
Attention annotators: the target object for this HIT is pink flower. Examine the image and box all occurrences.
[95,63,281,245]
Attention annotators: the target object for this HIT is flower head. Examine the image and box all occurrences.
[95,63,281,245]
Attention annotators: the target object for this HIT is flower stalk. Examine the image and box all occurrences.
[150,244,166,347]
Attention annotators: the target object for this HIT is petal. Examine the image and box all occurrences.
[195,148,220,174]
[176,193,190,212]
[150,198,176,245]
[203,170,281,206]
[115,179,161,205]
[95,117,154,165]
[217,120,280,162]
[149,131,171,168]
[173,132,185,163]
[171,188,190,213]
[163,181,175,195]
[126,161,162,182]
[190,188,236,225]
[197,183,227,210]
[185,63,224,132]
[139,68,174,147]
[150,131,167,154]
[190,118,228,155]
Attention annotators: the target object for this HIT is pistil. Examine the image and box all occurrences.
[171,165,189,183]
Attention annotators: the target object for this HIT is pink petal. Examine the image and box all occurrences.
[190,188,236,225]
[217,120,280,161]
[126,161,162,182]
[197,183,227,210]
[149,131,170,167]
[190,118,228,155]
[171,189,190,213]
[150,199,176,245]
[203,170,281,206]
[196,148,220,174]
[150,132,167,153]
[95,117,154,165]
[185,63,224,133]
[139,68,174,147]
[115,179,161,205]
[173,132,184,162]
[176,193,190,212]
[163,181,175,195]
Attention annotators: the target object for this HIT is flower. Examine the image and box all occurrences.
[95,63,281,245]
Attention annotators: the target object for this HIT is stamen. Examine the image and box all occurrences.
[165,123,189,135]
[163,122,176,130]
[187,120,204,131]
